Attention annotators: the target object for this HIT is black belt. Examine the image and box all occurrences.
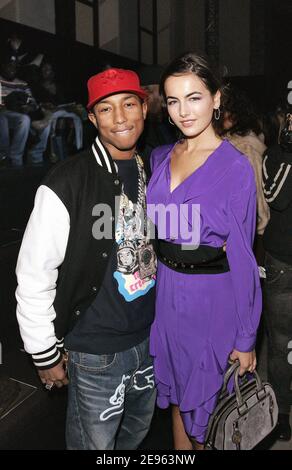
[157,239,230,274]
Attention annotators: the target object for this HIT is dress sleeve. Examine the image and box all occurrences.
[226,161,262,352]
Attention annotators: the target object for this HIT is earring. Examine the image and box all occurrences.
[168,116,175,126]
[214,108,221,120]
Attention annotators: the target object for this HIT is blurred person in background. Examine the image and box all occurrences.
[138,64,176,177]
[221,86,269,239]
[0,58,50,166]
[262,110,292,442]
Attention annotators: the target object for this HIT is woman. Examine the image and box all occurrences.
[147,53,262,450]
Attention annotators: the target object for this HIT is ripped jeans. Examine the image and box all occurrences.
[66,337,156,450]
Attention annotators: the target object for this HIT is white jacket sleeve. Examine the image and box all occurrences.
[16,185,70,368]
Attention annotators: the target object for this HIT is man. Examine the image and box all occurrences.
[0,59,50,166]
[16,68,157,450]
[262,110,292,442]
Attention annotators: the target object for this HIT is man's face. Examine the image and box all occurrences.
[88,93,147,155]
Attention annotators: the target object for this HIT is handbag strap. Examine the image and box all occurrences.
[219,360,265,405]
[218,360,240,399]
[234,367,264,410]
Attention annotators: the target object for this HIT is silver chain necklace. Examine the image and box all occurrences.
[115,154,157,279]
[117,154,147,242]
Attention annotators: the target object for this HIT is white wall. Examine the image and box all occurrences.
[0,0,55,34]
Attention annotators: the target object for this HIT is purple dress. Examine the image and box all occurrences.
[146,140,262,443]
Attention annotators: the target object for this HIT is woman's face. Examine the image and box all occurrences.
[164,72,220,138]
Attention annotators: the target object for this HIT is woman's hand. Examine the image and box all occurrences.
[229,349,257,376]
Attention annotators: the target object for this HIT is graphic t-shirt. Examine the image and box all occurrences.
[65,157,156,354]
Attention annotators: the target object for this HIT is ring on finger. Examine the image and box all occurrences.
[45,382,55,390]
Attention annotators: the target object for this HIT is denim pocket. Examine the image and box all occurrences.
[73,351,117,372]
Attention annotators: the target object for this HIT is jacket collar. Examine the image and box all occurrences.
[91,136,118,175]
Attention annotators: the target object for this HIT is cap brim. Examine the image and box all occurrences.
[87,89,148,111]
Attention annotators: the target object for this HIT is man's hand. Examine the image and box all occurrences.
[229,349,257,376]
[38,354,69,389]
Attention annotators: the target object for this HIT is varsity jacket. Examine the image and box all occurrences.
[262,144,292,264]
[16,137,125,369]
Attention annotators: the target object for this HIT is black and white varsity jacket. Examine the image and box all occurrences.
[262,144,292,265]
[16,137,126,369]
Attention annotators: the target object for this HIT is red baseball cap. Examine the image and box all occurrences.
[87,68,147,110]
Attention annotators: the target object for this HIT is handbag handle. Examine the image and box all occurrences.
[219,359,265,407]
[218,360,240,399]
[234,366,265,411]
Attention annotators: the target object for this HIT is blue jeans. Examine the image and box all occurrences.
[27,124,51,164]
[0,110,30,166]
[264,253,292,414]
[0,110,51,165]
[50,110,83,150]
[66,337,156,450]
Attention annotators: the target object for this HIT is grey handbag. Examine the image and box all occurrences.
[205,361,278,450]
